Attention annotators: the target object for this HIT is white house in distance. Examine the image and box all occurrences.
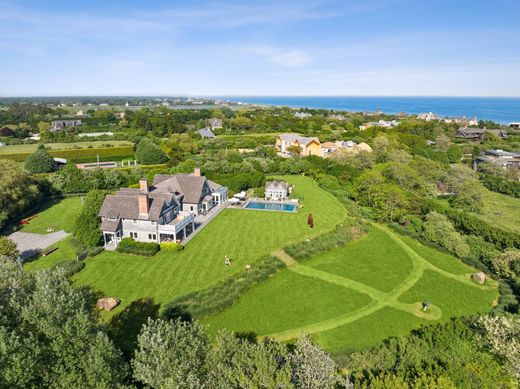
[98,168,228,248]
[208,118,223,130]
[265,180,290,200]
[294,112,313,119]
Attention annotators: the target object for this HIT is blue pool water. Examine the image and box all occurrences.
[245,201,296,212]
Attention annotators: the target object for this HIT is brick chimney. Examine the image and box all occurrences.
[193,167,201,177]
[139,178,148,193]
[138,194,149,216]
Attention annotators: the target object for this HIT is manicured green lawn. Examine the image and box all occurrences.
[24,236,77,272]
[0,140,132,154]
[203,270,372,336]
[18,197,83,234]
[73,175,347,314]
[204,226,498,353]
[398,270,498,318]
[305,229,414,292]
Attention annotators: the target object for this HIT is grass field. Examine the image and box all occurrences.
[203,224,498,353]
[18,197,83,234]
[0,140,132,154]
[72,175,347,315]
[477,189,520,233]
[23,237,77,272]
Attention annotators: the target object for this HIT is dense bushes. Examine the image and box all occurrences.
[0,159,42,230]
[480,172,520,198]
[24,145,56,173]
[73,189,108,248]
[52,260,85,278]
[422,199,520,249]
[136,138,168,164]
[0,146,134,162]
[160,241,183,251]
[163,256,285,318]
[117,238,159,256]
[285,220,369,261]
[206,171,265,193]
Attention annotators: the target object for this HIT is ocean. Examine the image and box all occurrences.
[223,96,520,125]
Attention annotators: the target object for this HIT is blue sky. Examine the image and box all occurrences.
[1,0,519,96]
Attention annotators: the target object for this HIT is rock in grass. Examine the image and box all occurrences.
[96,297,120,311]
[472,272,486,284]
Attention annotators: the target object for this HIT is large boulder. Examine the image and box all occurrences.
[96,297,120,311]
[472,272,486,284]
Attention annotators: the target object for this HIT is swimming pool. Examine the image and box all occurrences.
[245,201,297,212]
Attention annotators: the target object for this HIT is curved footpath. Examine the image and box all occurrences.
[269,223,492,341]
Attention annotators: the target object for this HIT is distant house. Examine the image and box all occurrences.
[276,133,321,156]
[75,110,84,116]
[265,180,290,200]
[510,123,520,129]
[207,118,223,130]
[359,120,400,131]
[198,127,216,139]
[0,126,15,137]
[417,112,439,121]
[322,140,372,157]
[474,149,520,171]
[294,112,313,119]
[455,127,507,142]
[51,120,82,132]
[0,142,6,147]
[99,169,228,248]
[442,116,478,126]
[327,114,346,121]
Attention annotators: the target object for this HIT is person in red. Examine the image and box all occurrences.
[307,213,314,228]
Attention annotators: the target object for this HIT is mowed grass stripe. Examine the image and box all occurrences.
[73,175,347,315]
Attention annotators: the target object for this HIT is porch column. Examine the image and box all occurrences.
[183,227,186,240]
[192,221,195,232]
[103,233,106,246]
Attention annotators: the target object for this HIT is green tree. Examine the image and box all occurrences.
[73,190,107,248]
[132,318,210,388]
[0,236,19,259]
[0,159,41,230]
[0,259,126,387]
[291,335,337,388]
[446,144,462,163]
[209,331,293,388]
[422,212,470,257]
[136,138,169,165]
[24,145,56,174]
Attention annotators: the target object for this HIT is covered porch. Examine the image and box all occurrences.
[158,212,196,243]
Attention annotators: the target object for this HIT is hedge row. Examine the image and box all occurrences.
[0,146,134,162]
[162,255,285,318]
[116,238,159,256]
[285,219,369,261]
[422,199,520,250]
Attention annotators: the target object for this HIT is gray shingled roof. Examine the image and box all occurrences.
[153,174,208,204]
[266,180,289,191]
[278,133,319,145]
[100,218,121,232]
[198,127,215,138]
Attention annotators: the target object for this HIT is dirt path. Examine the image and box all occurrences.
[268,224,489,341]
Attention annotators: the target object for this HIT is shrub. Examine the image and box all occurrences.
[52,260,85,278]
[163,256,285,318]
[285,220,369,261]
[160,241,183,252]
[136,139,168,165]
[24,146,56,174]
[422,211,470,258]
[0,146,135,162]
[117,238,159,256]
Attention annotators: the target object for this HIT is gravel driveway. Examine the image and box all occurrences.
[9,230,70,260]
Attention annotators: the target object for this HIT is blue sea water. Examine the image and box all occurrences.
[224,96,520,125]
